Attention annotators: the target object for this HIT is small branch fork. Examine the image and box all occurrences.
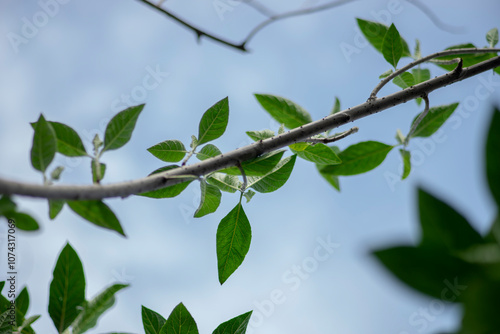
[1,56,499,200]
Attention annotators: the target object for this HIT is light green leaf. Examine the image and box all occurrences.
[254,94,312,129]
[3,211,39,231]
[207,173,241,193]
[67,200,125,236]
[395,129,405,145]
[486,107,500,208]
[0,195,16,215]
[142,306,166,334]
[49,243,85,333]
[487,28,499,47]
[217,203,252,284]
[330,97,341,115]
[414,39,421,59]
[50,166,64,181]
[392,72,415,89]
[198,97,229,145]
[288,142,309,152]
[246,129,275,141]
[294,143,341,165]
[412,68,430,84]
[148,140,187,162]
[319,141,393,176]
[161,303,198,334]
[220,150,285,176]
[49,200,65,220]
[103,104,144,152]
[410,103,459,138]
[248,155,296,193]
[243,190,255,203]
[18,314,40,333]
[71,284,129,334]
[400,149,411,180]
[91,160,106,183]
[31,114,57,172]
[212,311,253,334]
[190,135,198,149]
[197,144,222,161]
[382,23,403,68]
[436,43,496,71]
[278,124,285,134]
[316,164,340,192]
[379,69,393,79]
[194,181,222,218]
[93,134,103,155]
[356,18,411,57]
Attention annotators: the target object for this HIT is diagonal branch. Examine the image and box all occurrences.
[1,56,499,200]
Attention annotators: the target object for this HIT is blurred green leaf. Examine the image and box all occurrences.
[142,306,166,334]
[0,196,16,215]
[392,72,415,89]
[103,104,144,152]
[217,203,252,285]
[248,155,296,193]
[148,140,187,163]
[31,114,57,173]
[436,43,497,71]
[220,150,285,176]
[379,69,393,79]
[91,160,106,183]
[49,200,65,220]
[207,173,241,193]
[15,287,29,318]
[382,24,403,68]
[198,97,229,145]
[330,97,341,115]
[197,144,222,161]
[139,165,194,199]
[194,181,222,218]
[294,143,342,165]
[246,129,275,141]
[212,311,253,334]
[243,190,256,203]
[412,68,430,84]
[50,122,87,157]
[161,303,198,334]
[356,18,411,57]
[486,28,499,47]
[67,200,125,236]
[460,280,500,333]
[316,164,340,192]
[3,212,39,231]
[486,107,500,208]
[254,94,312,129]
[410,103,459,138]
[414,39,421,59]
[400,149,411,180]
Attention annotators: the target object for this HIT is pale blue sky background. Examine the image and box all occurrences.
[0,0,499,333]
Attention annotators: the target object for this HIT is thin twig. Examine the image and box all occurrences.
[369,48,500,100]
[241,0,276,17]
[405,0,465,34]
[404,94,429,146]
[304,127,358,144]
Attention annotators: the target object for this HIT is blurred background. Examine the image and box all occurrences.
[0,0,499,333]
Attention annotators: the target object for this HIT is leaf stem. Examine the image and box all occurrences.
[404,94,429,146]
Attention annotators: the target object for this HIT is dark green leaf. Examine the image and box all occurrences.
[217,203,252,284]
[486,107,500,208]
[49,200,65,220]
[161,303,198,334]
[254,94,312,129]
[71,284,128,334]
[67,200,125,236]
[31,114,57,172]
[49,243,85,333]
[356,19,410,57]
[148,140,187,163]
[15,287,29,318]
[212,311,253,334]
[207,173,241,193]
[330,97,341,115]
[0,196,16,215]
[3,212,39,231]
[392,72,415,89]
[246,129,275,141]
[418,188,483,251]
[103,104,144,152]
[248,155,296,193]
[142,306,167,334]
[220,150,285,176]
[198,97,229,145]
[139,166,194,199]
[319,141,393,176]
[382,24,403,68]
[486,28,499,47]
[316,164,340,192]
[294,143,341,165]
[50,122,87,157]
[197,144,222,161]
[194,181,222,218]
[400,149,411,180]
[410,103,459,138]
[91,160,106,183]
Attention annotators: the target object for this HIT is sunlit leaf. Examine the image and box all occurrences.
[197,144,222,161]
[194,181,222,218]
[148,140,187,163]
[31,114,57,172]
[399,149,411,180]
[246,129,275,141]
[294,143,341,165]
[392,72,415,89]
[67,200,125,236]
[486,28,499,48]
[103,104,144,151]
[382,24,403,68]
[254,94,312,129]
[198,97,229,145]
[161,303,198,334]
[248,155,296,193]
[207,173,241,193]
[410,103,459,138]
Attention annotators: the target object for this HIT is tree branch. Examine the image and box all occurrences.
[1,56,499,200]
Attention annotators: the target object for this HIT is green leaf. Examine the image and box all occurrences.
[161,303,198,334]
[356,19,411,57]
[395,129,405,145]
[196,144,222,161]
[50,166,64,181]
[91,160,106,183]
[148,140,187,163]
[319,141,393,176]
[190,135,198,150]
[379,69,393,79]
[31,114,57,172]
[486,107,500,208]
[330,97,341,115]
[49,200,65,220]
[412,68,430,84]
[217,203,252,284]
[93,134,103,155]
[212,311,253,334]
[15,287,29,318]
[67,200,125,236]
[278,124,285,135]
[392,72,415,89]
[414,39,421,59]
[246,129,275,141]
[198,97,229,145]
[294,143,342,165]
[220,150,285,176]
[410,103,459,138]
[243,190,255,203]
[382,23,403,68]
[486,28,499,47]
[0,196,16,215]
[207,173,241,193]
[194,181,222,218]
[418,188,484,251]
[436,43,497,71]
[460,280,500,334]
[0,309,13,332]
[103,104,144,152]
[71,284,129,334]
[399,149,411,180]
[248,155,296,193]
[142,306,167,334]
[49,243,85,333]
[254,94,312,129]
[3,212,39,231]
[50,122,87,157]
[18,315,40,334]
[316,164,340,192]
[139,166,194,199]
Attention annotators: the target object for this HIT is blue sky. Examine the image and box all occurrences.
[0,0,499,333]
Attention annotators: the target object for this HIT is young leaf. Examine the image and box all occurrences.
[220,150,285,176]
[356,19,411,57]
[207,173,241,193]
[212,311,253,334]
[399,149,411,180]
[486,28,499,47]
[410,103,459,138]
[198,97,229,145]
[319,141,393,176]
[379,69,393,79]
[412,68,430,84]
[49,200,65,220]
[217,203,252,284]
[486,107,500,208]
[316,164,340,192]
[330,97,341,115]
[70,284,129,334]
[31,114,57,173]
[194,181,222,218]
[294,143,341,165]
[139,165,195,199]
[142,306,167,334]
[246,129,275,141]
[382,23,403,68]
[3,212,39,231]
[49,243,85,333]
[414,39,421,59]
[190,135,198,149]
[196,144,222,161]
[247,155,297,193]
[161,303,199,334]
[436,43,496,71]
[418,188,484,251]
[50,122,87,157]
[91,160,106,183]
[93,134,103,155]
[67,200,125,236]
[243,190,256,203]
[18,314,40,333]
[395,129,405,145]
[392,72,415,89]
[254,94,312,129]
[50,166,64,181]
[278,124,285,135]
[148,140,187,163]
[103,104,144,152]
